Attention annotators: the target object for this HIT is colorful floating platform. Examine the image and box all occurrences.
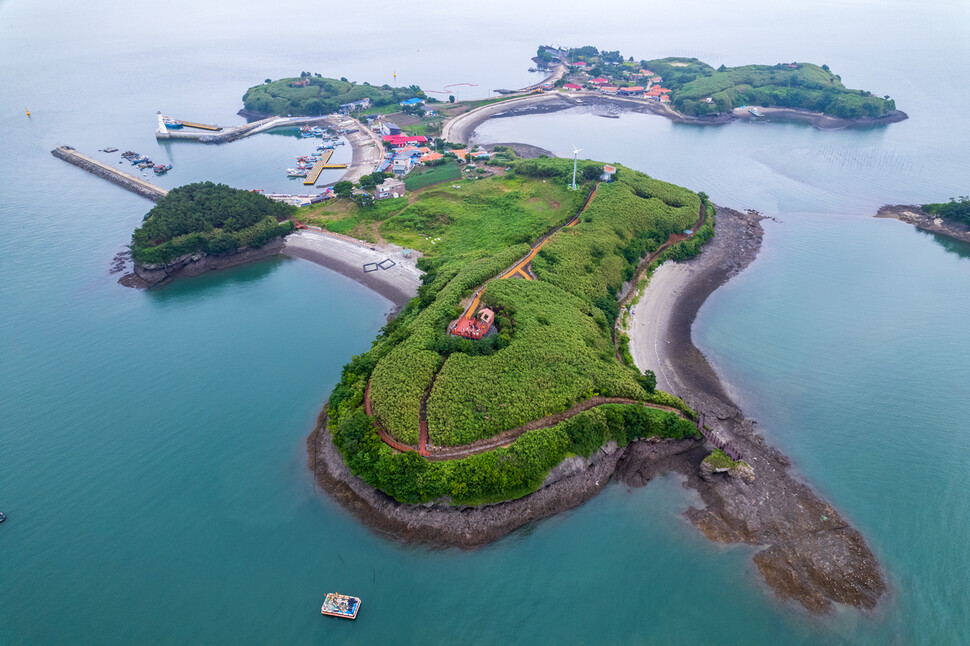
[321,592,360,619]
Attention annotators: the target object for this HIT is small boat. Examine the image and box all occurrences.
[0,511,6,523]
[103,147,119,153]
[121,151,139,159]
[153,164,173,174]
[287,168,308,177]
[136,161,154,169]
[321,593,360,619]
[162,115,183,129]
[748,107,763,117]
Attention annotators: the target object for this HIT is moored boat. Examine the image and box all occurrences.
[0,511,6,523]
[748,107,763,117]
[153,164,173,174]
[320,593,360,619]
[102,147,119,153]
[287,168,308,177]
[162,115,183,129]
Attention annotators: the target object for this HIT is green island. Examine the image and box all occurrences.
[130,182,295,265]
[242,73,426,116]
[542,45,897,119]
[319,157,713,505]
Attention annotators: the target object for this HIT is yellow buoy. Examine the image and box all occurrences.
[26,107,31,116]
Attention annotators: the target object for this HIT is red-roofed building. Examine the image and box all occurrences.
[572,61,586,67]
[382,134,429,146]
[450,308,494,339]
[650,76,662,83]
[590,77,609,85]
[563,83,583,91]
[618,86,644,95]
[660,94,671,103]
[600,86,619,93]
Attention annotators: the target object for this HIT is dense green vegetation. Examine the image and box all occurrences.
[703,448,741,470]
[923,196,970,226]
[130,182,295,265]
[242,74,425,116]
[332,401,698,505]
[321,159,710,504]
[555,45,896,119]
[643,58,896,118]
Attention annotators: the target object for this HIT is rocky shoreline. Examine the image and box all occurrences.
[306,207,886,615]
[121,237,287,288]
[876,204,970,245]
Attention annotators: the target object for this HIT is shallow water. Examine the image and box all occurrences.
[3,0,970,643]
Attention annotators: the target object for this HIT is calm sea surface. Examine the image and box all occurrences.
[2,1,969,643]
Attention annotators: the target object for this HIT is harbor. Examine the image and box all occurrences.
[50,146,168,201]
[154,112,333,142]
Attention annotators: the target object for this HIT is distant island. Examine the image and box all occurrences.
[242,73,426,117]
[877,196,970,244]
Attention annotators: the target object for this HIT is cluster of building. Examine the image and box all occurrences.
[370,120,491,183]
[559,71,672,103]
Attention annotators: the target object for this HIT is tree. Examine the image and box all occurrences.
[264,78,271,84]
[352,192,374,209]
[333,181,353,197]
[448,95,455,103]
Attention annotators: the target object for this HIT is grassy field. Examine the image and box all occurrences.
[403,161,462,191]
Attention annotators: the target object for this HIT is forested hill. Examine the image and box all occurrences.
[552,45,898,119]
[130,182,295,265]
[242,74,425,116]
[646,58,896,118]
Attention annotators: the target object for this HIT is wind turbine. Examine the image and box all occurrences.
[571,145,582,190]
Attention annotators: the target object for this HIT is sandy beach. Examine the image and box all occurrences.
[283,229,422,308]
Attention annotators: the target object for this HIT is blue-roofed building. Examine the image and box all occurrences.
[399,97,424,107]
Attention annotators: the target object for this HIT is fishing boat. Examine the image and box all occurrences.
[748,107,763,117]
[103,147,119,153]
[287,168,308,177]
[320,593,360,620]
[121,151,139,159]
[0,511,6,523]
[153,164,173,174]
[136,161,154,169]
[161,115,183,129]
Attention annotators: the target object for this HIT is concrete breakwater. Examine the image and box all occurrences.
[51,146,168,201]
[155,113,333,143]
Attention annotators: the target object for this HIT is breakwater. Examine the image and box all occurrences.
[51,146,168,201]
[155,113,333,143]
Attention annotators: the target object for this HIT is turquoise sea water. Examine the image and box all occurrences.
[3,0,969,643]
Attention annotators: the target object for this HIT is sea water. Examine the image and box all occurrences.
[2,0,969,643]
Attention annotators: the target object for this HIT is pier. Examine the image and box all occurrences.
[51,146,168,201]
[155,112,331,143]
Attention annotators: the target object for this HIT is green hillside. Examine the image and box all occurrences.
[242,75,424,116]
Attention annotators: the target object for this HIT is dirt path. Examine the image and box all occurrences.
[364,379,687,460]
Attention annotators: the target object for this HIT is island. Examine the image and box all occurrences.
[241,74,426,118]
[102,62,894,615]
[877,196,970,244]
[128,182,295,287]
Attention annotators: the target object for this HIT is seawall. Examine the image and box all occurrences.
[51,146,168,201]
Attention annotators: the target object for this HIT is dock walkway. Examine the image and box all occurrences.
[51,146,168,201]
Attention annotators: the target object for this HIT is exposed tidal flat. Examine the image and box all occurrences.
[4,0,970,643]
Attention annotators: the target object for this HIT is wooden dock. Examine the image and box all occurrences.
[176,120,222,131]
[304,150,335,185]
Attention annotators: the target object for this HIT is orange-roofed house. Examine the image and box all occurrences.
[449,149,469,160]
[660,94,671,103]
[618,86,644,96]
[419,152,444,163]
[600,86,619,94]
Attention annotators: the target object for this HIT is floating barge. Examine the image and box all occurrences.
[321,593,361,619]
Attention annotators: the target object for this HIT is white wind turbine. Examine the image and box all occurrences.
[571,144,582,190]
